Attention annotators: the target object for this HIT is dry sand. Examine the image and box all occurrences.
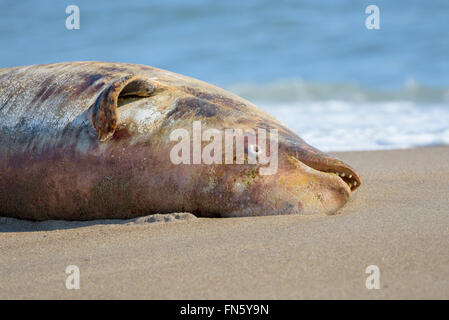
[0,146,448,299]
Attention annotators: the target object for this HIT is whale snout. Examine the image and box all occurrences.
[262,141,362,216]
[282,142,362,192]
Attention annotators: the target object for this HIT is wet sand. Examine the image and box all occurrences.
[1,146,448,299]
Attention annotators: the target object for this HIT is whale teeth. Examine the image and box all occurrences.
[328,171,358,190]
[328,170,358,189]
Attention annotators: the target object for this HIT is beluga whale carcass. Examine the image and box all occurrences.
[0,62,361,220]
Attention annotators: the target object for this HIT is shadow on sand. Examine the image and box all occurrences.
[0,212,197,233]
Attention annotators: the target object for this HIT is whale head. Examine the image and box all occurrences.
[86,66,362,217]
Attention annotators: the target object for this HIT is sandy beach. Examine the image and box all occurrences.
[0,146,448,299]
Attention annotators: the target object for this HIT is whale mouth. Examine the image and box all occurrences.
[306,162,361,192]
[324,170,360,191]
[285,145,361,192]
[288,149,362,192]
[298,156,361,191]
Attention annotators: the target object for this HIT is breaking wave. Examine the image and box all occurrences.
[227,80,449,151]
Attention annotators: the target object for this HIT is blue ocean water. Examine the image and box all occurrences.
[1,0,448,151]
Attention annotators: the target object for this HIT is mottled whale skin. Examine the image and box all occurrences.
[0,62,361,220]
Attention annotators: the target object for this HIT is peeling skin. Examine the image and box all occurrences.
[0,62,361,220]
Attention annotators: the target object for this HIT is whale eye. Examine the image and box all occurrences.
[248,144,260,158]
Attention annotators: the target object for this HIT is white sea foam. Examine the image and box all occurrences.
[258,100,449,152]
[228,80,449,152]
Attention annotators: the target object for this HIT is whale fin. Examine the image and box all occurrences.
[91,76,155,141]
